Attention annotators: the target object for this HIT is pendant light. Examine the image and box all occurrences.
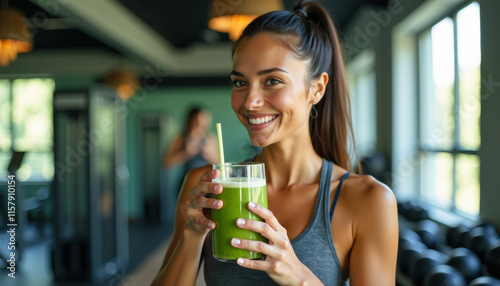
[208,0,283,41]
[0,5,33,66]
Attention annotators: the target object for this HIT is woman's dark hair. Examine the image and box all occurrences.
[183,106,204,136]
[232,0,358,171]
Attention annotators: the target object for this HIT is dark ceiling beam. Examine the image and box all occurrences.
[25,0,232,76]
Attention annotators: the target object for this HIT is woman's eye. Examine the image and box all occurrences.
[265,78,282,86]
[232,80,246,87]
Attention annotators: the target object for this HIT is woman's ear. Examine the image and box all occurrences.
[311,72,329,103]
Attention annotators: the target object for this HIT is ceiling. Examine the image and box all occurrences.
[3,0,389,78]
[115,0,390,48]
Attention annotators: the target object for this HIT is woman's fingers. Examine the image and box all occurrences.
[194,214,216,229]
[231,236,279,258]
[234,217,290,250]
[185,206,216,230]
[235,257,270,271]
[187,169,224,209]
[200,168,220,182]
[190,196,223,209]
[230,236,288,274]
[232,202,291,254]
[185,169,224,232]
[247,201,284,233]
[191,170,223,197]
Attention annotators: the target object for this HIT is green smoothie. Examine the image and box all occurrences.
[212,178,268,262]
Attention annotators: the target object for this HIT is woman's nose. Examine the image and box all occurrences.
[244,85,264,110]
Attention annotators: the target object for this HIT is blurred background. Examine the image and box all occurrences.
[0,0,499,285]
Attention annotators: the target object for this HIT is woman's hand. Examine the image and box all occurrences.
[184,138,202,157]
[230,202,323,285]
[184,169,223,235]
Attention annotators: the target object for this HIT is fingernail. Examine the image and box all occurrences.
[232,238,241,245]
[236,218,245,226]
[248,201,256,208]
[237,258,244,265]
[208,222,214,228]
[214,185,221,192]
[213,200,220,207]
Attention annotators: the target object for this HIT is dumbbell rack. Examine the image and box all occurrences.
[397,200,500,286]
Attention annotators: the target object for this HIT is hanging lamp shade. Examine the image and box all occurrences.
[0,8,33,66]
[208,0,283,41]
[102,68,140,100]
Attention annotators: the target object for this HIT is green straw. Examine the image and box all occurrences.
[216,123,225,180]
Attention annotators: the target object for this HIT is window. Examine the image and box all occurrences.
[0,78,55,182]
[418,2,481,216]
[348,50,377,159]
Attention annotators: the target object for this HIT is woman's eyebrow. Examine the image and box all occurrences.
[230,70,244,77]
[230,68,289,77]
[257,68,288,75]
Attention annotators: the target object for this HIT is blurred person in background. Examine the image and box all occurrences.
[163,106,219,187]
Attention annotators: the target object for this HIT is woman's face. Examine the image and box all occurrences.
[231,32,315,147]
[193,111,212,132]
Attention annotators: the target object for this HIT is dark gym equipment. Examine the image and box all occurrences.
[398,201,414,217]
[408,249,448,285]
[140,115,165,223]
[407,205,430,221]
[398,240,428,275]
[469,276,500,286]
[447,247,482,282]
[415,220,444,249]
[398,200,430,221]
[400,229,422,243]
[476,222,500,238]
[51,88,129,283]
[447,224,472,248]
[485,240,500,279]
[422,264,467,286]
[465,226,499,260]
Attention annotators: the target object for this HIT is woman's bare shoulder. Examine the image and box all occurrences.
[346,174,393,197]
[340,174,397,222]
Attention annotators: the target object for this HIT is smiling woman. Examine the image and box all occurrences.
[152,1,398,285]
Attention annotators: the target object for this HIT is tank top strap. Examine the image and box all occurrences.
[320,158,334,220]
[329,171,350,221]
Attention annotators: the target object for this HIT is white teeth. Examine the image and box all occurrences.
[249,116,276,125]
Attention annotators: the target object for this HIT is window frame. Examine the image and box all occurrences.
[415,1,481,217]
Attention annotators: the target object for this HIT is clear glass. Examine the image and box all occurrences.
[456,154,480,215]
[421,18,455,149]
[421,152,453,209]
[352,70,377,155]
[212,162,268,262]
[0,80,11,151]
[12,78,55,151]
[457,2,481,150]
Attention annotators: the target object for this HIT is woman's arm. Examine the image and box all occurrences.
[348,177,399,286]
[163,136,185,168]
[201,134,220,164]
[151,166,221,286]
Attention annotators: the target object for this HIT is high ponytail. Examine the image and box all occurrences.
[233,0,358,171]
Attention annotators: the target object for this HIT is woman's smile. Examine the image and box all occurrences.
[246,114,279,130]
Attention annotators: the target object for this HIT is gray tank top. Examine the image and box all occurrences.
[203,158,349,285]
